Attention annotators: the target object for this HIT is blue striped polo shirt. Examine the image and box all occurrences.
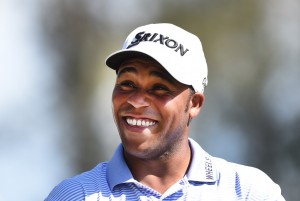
[45,138,285,200]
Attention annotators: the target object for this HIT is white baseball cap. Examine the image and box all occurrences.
[106,23,208,93]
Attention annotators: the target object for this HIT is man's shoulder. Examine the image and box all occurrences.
[73,162,109,183]
[211,156,284,200]
[45,162,109,201]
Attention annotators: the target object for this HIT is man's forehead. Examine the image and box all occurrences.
[117,57,178,83]
[118,57,166,74]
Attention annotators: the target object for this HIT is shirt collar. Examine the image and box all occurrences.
[107,138,219,190]
[186,138,219,182]
[107,144,135,190]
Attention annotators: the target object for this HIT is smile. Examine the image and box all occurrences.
[126,117,157,127]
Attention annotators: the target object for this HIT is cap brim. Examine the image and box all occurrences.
[106,50,154,70]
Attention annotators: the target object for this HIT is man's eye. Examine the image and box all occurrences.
[151,84,169,92]
[153,86,167,91]
[119,81,136,90]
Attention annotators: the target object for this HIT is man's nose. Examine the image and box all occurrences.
[127,90,150,108]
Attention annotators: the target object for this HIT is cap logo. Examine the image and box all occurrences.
[127,31,189,56]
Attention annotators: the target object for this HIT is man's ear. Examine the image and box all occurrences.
[189,93,205,119]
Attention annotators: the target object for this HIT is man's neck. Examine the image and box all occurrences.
[124,141,192,194]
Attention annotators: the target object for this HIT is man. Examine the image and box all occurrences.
[45,23,285,200]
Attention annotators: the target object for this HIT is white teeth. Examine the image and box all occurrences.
[126,118,156,127]
[128,119,133,124]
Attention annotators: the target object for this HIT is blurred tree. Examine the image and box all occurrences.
[40,0,112,172]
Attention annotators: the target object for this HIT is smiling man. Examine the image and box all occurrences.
[111,57,199,194]
[45,23,285,201]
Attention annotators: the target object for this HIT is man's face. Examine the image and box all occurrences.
[112,57,193,160]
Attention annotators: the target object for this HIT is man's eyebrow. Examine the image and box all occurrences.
[117,66,137,78]
[150,70,176,85]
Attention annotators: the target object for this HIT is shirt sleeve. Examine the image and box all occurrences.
[245,167,286,201]
[44,179,85,201]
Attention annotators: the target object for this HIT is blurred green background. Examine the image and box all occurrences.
[1,0,299,200]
